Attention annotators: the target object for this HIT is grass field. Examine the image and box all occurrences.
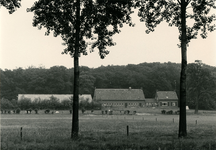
[1,109,216,150]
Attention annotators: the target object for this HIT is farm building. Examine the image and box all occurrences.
[145,98,157,107]
[93,88,145,108]
[155,91,178,107]
[18,94,92,103]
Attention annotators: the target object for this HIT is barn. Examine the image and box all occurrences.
[93,87,145,108]
[155,91,178,107]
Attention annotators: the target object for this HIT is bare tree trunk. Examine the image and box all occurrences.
[179,0,187,138]
[71,0,80,139]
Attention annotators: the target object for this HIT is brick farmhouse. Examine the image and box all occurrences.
[93,88,178,108]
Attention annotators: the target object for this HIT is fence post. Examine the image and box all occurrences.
[127,125,129,136]
[20,127,22,140]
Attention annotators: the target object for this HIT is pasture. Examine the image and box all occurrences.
[1,110,216,150]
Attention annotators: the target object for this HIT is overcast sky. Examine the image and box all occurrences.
[1,0,215,70]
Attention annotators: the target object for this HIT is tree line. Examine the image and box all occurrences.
[1,62,216,110]
[1,95,101,114]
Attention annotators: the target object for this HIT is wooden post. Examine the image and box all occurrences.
[127,125,129,136]
[20,127,22,140]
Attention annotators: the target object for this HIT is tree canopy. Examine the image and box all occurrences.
[135,0,216,42]
[1,62,216,110]
[0,0,21,14]
[27,0,134,58]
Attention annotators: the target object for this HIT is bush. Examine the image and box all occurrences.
[26,108,32,114]
[133,111,136,115]
[167,110,173,114]
[81,108,86,114]
[16,108,21,114]
[161,110,166,114]
[1,98,14,110]
[45,109,50,114]
[34,109,38,114]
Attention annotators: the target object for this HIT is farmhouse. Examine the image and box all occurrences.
[155,91,178,107]
[93,88,145,108]
[18,94,92,103]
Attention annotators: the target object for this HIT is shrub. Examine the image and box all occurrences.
[34,109,38,114]
[81,108,86,114]
[1,98,14,110]
[161,110,166,114]
[45,109,50,114]
[26,108,32,114]
[16,108,21,114]
[133,111,136,115]
[167,110,173,114]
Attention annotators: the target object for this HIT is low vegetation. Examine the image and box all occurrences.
[1,110,216,150]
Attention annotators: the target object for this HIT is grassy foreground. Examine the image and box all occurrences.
[1,110,216,150]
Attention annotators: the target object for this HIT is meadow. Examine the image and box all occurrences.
[1,109,216,150]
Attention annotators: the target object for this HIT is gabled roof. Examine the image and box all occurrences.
[94,88,145,101]
[18,94,92,102]
[156,91,178,100]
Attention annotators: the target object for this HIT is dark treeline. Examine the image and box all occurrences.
[1,62,216,110]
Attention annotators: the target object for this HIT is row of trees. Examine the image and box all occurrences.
[1,62,216,110]
[1,96,101,112]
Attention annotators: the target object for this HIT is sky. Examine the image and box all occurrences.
[1,0,216,70]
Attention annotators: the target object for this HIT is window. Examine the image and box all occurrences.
[172,102,176,106]
[162,102,168,106]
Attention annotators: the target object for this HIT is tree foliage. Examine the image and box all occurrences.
[0,0,21,14]
[27,0,134,58]
[187,63,216,112]
[135,0,216,43]
[1,62,216,110]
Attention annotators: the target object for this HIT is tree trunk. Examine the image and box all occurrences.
[71,0,80,139]
[178,0,187,138]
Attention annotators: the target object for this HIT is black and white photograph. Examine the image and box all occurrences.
[1,0,216,149]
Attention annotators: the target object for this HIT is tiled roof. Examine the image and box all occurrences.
[156,91,178,100]
[18,94,92,102]
[94,88,145,101]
